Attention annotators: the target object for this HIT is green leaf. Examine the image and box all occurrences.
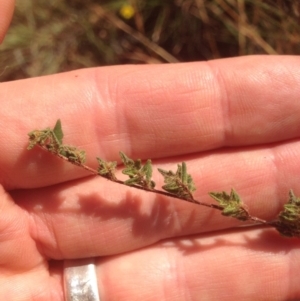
[158,162,196,199]
[27,128,52,150]
[59,145,86,164]
[119,151,136,167]
[97,157,117,180]
[143,160,153,183]
[275,190,300,237]
[209,189,240,207]
[27,120,64,152]
[209,189,249,221]
[181,161,188,184]
[119,152,155,189]
[52,119,64,145]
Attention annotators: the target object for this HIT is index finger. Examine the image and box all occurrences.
[1,55,300,189]
[0,0,14,43]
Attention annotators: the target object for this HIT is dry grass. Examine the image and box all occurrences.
[0,0,299,81]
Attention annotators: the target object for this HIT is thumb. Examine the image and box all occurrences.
[0,0,15,43]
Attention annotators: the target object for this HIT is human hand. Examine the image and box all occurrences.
[1,2,300,300]
[0,0,14,43]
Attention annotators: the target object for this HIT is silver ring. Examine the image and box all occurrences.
[64,259,100,301]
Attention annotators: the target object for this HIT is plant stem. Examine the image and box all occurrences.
[40,145,224,209]
[40,144,273,226]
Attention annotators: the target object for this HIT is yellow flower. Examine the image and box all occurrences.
[119,4,135,19]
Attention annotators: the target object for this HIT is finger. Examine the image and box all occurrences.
[13,137,300,259]
[0,186,45,273]
[96,228,300,301]
[0,0,14,43]
[2,55,300,189]
[0,185,63,301]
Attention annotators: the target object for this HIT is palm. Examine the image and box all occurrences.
[1,55,300,300]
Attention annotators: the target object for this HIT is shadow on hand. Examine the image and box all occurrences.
[13,175,300,258]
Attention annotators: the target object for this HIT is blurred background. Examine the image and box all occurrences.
[0,0,299,82]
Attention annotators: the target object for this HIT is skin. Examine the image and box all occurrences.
[0,0,14,43]
[1,2,300,300]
